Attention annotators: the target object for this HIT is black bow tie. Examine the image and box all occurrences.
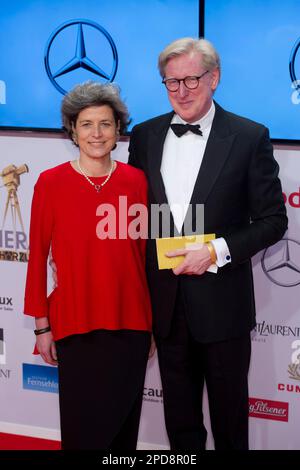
[170,123,203,137]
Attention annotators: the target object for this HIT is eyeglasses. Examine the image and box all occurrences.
[162,70,209,92]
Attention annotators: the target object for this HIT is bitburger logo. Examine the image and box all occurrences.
[249,397,288,422]
[0,164,29,262]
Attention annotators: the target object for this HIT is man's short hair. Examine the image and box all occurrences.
[158,37,221,78]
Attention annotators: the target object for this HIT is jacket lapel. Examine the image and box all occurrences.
[146,105,237,235]
[188,103,236,207]
[147,112,174,205]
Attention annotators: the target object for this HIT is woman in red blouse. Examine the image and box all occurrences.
[24,81,152,450]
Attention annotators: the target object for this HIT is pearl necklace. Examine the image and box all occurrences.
[76,159,116,193]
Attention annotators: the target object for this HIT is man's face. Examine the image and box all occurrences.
[163,52,219,123]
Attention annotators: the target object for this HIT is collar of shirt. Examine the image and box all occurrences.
[171,101,215,139]
[161,103,215,233]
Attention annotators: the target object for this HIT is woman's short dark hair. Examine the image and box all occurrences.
[61,81,130,140]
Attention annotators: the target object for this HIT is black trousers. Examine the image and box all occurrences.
[156,286,251,451]
[56,329,150,450]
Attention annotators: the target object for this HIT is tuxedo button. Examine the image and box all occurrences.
[226,255,231,261]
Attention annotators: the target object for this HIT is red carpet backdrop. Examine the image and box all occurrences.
[0,134,299,449]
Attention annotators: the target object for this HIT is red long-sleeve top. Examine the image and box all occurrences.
[24,161,152,341]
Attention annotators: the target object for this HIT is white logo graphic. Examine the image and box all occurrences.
[261,239,300,287]
[291,339,300,365]
[0,330,6,365]
[0,80,6,105]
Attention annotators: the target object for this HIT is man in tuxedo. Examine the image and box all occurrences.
[128,38,287,450]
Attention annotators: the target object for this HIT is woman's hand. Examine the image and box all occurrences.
[49,256,58,289]
[36,331,58,366]
[148,334,156,358]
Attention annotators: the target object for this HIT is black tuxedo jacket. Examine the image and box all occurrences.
[128,102,288,343]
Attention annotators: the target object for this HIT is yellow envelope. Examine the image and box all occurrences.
[156,234,216,269]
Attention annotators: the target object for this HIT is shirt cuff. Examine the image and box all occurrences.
[210,238,231,267]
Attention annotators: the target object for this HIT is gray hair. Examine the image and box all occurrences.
[158,37,221,78]
[61,81,130,139]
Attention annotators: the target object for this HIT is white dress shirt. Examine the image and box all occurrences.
[160,102,231,268]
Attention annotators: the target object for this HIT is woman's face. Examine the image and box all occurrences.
[74,105,119,161]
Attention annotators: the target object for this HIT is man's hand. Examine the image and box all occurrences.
[166,243,213,276]
[36,331,58,366]
[49,257,58,289]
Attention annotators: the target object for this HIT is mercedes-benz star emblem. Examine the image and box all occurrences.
[289,37,300,93]
[44,19,118,95]
[261,238,300,287]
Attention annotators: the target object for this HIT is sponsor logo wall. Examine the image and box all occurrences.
[0,135,299,449]
[249,148,300,450]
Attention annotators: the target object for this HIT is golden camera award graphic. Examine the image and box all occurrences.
[0,164,29,262]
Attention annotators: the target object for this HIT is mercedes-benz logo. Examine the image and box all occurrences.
[44,19,118,95]
[261,238,300,287]
[289,37,300,93]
